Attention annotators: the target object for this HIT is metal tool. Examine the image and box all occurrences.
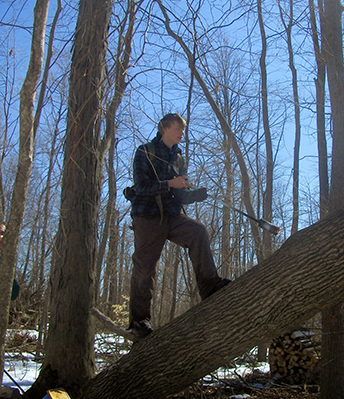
[216,198,280,235]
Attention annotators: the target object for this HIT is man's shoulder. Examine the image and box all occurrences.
[135,142,153,158]
[136,141,156,151]
[137,141,156,162]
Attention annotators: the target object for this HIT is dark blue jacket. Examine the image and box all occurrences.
[131,132,186,217]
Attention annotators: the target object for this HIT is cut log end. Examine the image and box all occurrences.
[269,329,320,385]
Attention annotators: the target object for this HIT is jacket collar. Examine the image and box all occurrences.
[152,131,180,153]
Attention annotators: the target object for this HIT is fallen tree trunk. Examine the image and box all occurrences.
[82,208,344,399]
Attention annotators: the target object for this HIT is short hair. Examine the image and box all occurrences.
[158,113,186,134]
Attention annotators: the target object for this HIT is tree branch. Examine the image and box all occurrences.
[91,307,137,342]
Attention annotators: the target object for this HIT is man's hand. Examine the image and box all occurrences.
[168,175,188,189]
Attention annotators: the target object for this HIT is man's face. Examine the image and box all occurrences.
[162,122,184,147]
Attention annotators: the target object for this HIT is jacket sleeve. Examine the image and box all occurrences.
[133,145,169,196]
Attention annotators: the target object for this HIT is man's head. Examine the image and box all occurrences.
[158,114,186,148]
[158,114,186,134]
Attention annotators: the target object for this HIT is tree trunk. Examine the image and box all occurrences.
[323,5,344,210]
[117,223,127,303]
[108,213,120,304]
[33,0,62,137]
[309,0,328,219]
[258,0,274,255]
[0,0,49,384]
[95,134,117,303]
[26,0,112,397]
[321,304,344,398]
[101,208,119,305]
[169,245,180,322]
[257,0,274,361]
[309,3,331,396]
[321,1,344,397]
[82,209,344,399]
[35,115,61,359]
[277,0,301,236]
[95,0,136,299]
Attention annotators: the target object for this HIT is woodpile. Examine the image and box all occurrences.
[269,329,320,385]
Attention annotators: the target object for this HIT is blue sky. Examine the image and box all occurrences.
[0,0,330,233]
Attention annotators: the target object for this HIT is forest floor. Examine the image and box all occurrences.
[171,370,320,398]
[3,329,321,399]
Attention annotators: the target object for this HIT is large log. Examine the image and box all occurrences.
[82,208,344,399]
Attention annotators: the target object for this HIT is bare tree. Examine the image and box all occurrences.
[97,134,119,306]
[95,0,138,304]
[309,0,328,219]
[156,0,264,263]
[277,0,301,236]
[256,0,275,360]
[269,1,307,366]
[320,0,344,397]
[0,0,49,384]
[26,0,113,396]
[0,38,16,221]
[35,104,63,359]
[33,0,62,136]
[257,0,274,255]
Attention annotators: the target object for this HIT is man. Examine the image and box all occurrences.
[127,113,229,337]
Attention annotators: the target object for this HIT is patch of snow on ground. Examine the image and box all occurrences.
[3,353,41,392]
[3,331,270,394]
[3,355,270,394]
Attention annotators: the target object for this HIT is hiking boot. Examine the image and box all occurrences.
[204,277,231,299]
[130,319,153,338]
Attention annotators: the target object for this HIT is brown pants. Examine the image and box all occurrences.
[129,213,221,324]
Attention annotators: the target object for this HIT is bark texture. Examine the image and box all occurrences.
[0,0,49,384]
[321,1,344,398]
[82,209,344,399]
[26,0,112,397]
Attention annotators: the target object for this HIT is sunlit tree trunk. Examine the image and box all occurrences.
[95,2,136,304]
[0,0,49,385]
[169,245,180,321]
[96,134,117,304]
[157,244,174,326]
[277,0,301,236]
[26,0,112,397]
[221,149,233,279]
[35,105,63,359]
[258,0,273,256]
[33,0,62,137]
[309,0,328,219]
[108,213,120,305]
[257,0,274,361]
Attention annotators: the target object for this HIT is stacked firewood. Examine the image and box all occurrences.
[269,329,320,385]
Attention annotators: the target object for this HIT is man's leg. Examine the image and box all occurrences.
[168,213,229,299]
[129,215,167,326]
